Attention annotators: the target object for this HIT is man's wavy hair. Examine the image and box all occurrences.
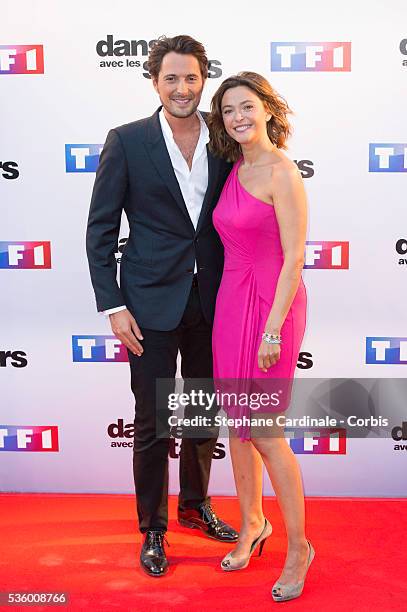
[147,35,208,80]
[209,72,292,162]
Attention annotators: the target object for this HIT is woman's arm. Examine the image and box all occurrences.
[258,163,307,371]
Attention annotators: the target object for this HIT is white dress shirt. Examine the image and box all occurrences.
[104,108,209,316]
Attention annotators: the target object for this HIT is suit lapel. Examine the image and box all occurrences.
[144,108,195,232]
[195,146,221,235]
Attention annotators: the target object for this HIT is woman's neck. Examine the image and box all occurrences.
[240,139,275,167]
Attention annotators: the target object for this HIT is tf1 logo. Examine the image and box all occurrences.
[366,337,407,365]
[304,241,349,269]
[285,428,346,454]
[0,242,51,269]
[74,337,314,367]
[72,336,129,362]
[0,426,59,451]
[271,42,351,71]
[65,144,103,172]
[369,144,407,172]
[0,45,44,74]
[0,161,19,179]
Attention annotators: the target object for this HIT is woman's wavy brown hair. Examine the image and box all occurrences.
[209,71,292,162]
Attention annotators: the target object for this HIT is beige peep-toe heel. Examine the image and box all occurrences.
[271,540,315,602]
[221,518,272,571]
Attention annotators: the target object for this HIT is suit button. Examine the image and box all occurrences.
[186,268,193,273]
[199,266,206,271]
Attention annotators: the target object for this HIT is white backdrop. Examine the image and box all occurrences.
[1,0,406,496]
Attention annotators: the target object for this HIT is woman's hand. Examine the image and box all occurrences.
[258,340,281,372]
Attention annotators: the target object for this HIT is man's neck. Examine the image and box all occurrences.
[163,108,200,136]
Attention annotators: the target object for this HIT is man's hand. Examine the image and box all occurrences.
[109,309,144,356]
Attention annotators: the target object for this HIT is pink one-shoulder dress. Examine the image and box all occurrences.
[212,159,307,439]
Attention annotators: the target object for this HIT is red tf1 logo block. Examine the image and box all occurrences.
[0,45,44,74]
[304,241,349,269]
[0,242,51,268]
[0,426,59,451]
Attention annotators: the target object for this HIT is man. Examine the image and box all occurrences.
[86,35,237,577]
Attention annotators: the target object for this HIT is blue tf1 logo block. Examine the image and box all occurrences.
[65,144,103,172]
[72,335,128,362]
[366,337,407,364]
[270,42,351,71]
[369,144,407,172]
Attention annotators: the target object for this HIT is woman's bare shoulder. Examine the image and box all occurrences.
[269,152,302,190]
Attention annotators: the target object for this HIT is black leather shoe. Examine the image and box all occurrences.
[140,530,169,577]
[178,502,239,542]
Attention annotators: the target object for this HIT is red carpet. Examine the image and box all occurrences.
[1,494,406,611]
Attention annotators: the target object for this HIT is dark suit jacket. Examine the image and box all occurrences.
[86,107,232,331]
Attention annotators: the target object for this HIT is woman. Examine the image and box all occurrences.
[209,72,314,602]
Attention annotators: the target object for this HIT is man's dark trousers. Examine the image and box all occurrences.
[128,278,217,533]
